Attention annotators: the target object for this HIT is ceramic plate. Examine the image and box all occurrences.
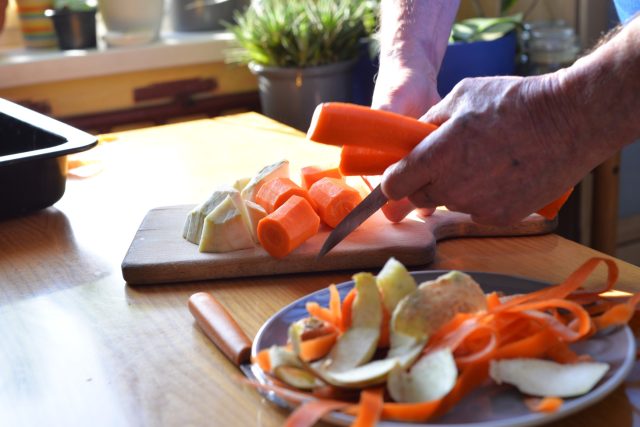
[252,271,636,427]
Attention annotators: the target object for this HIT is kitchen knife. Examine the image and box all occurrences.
[317,184,388,258]
[188,292,288,408]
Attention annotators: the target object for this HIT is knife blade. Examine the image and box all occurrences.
[317,184,388,258]
[188,292,289,408]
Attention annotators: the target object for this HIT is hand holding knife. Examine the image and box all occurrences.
[308,102,572,258]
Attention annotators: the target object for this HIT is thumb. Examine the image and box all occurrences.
[381,130,440,202]
[420,97,451,126]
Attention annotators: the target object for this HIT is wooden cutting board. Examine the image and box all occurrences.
[121,205,556,285]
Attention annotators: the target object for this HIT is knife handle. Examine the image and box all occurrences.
[188,292,252,366]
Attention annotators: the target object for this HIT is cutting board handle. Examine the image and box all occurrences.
[188,292,252,366]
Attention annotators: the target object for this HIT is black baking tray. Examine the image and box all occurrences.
[0,98,98,219]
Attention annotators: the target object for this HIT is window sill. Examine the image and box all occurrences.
[0,31,236,90]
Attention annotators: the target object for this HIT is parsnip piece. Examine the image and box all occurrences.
[183,186,239,244]
[377,257,417,314]
[199,195,254,253]
[490,358,610,398]
[240,160,290,203]
[245,200,267,243]
[391,271,487,345]
[233,177,251,191]
[387,348,457,403]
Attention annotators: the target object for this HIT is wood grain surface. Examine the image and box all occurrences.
[1,113,639,427]
[122,205,555,284]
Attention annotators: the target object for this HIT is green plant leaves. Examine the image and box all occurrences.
[225,0,377,68]
[450,14,523,43]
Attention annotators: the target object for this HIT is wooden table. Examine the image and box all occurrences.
[1,113,639,427]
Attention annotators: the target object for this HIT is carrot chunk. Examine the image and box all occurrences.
[308,177,363,228]
[352,388,384,427]
[307,102,438,156]
[255,177,312,214]
[300,165,343,190]
[339,146,403,176]
[257,195,320,258]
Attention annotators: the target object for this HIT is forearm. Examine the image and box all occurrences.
[378,0,460,80]
[553,15,640,162]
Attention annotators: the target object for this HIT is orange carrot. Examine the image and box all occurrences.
[594,303,635,330]
[379,399,441,422]
[537,188,573,220]
[339,146,403,176]
[257,195,320,259]
[254,348,271,373]
[524,397,563,413]
[352,388,384,427]
[307,102,438,156]
[255,177,313,214]
[340,288,357,331]
[300,165,343,190]
[328,284,341,327]
[285,399,350,427]
[434,362,490,419]
[308,177,363,228]
[305,302,335,325]
[485,292,502,310]
[299,332,338,362]
[308,102,572,220]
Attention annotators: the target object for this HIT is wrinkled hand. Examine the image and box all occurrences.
[372,65,441,220]
[382,75,586,226]
[372,67,441,119]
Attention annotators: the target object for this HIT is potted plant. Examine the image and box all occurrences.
[45,0,97,50]
[226,0,376,131]
[436,0,529,96]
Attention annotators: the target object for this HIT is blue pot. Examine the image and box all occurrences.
[437,31,517,97]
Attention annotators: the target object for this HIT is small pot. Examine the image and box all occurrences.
[249,60,356,131]
[45,8,97,50]
[171,0,249,32]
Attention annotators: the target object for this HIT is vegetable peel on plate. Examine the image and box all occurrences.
[248,256,640,426]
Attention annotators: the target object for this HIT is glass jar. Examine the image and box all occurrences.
[519,20,580,75]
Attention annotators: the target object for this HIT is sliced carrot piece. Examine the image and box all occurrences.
[253,348,271,373]
[300,165,343,190]
[594,303,635,330]
[307,102,438,156]
[285,399,350,427]
[257,195,320,259]
[339,146,403,176]
[524,396,563,413]
[255,177,313,214]
[328,284,341,327]
[299,332,338,362]
[305,302,335,325]
[352,387,384,427]
[308,177,363,228]
[340,288,357,332]
[380,399,441,422]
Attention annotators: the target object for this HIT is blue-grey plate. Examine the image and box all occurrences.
[251,271,636,426]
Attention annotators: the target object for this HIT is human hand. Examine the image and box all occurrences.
[381,75,588,226]
[372,66,442,118]
[371,61,441,221]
